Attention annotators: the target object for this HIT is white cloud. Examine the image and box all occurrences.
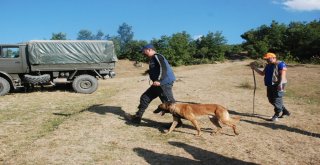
[281,0,320,11]
[193,35,203,40]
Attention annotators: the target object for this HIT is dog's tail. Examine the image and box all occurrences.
[230,116,241,124]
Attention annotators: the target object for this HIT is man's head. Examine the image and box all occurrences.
[263,52,277,63]
[141,44,156,57]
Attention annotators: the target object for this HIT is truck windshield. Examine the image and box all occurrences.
[0,47,20,58]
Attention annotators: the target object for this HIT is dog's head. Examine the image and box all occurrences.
[153,103,175,116]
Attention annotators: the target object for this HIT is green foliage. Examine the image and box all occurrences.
[51,32,67,40]
[278,52,299,64]
[77,29,107,40]
[168,31,194,66]
[310,56,320,64]
[109,36,121,58]
[77,30,94,40]
[241,19,320,63]
[95,30,105,40]
[228,44,244,54]
[122,40,147,62]
[151,32,196,66]
[117,22,134,55]
[195,31,227,61]
[50,20,319,66]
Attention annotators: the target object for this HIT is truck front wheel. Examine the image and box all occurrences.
[0,77,11,96]
[72,75,98,94]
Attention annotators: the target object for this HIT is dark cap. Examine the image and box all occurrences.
[140,44,155,52]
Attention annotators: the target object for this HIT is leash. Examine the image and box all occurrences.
[175,100,199,104]
[252,69,257,116]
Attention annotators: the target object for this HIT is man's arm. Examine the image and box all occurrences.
[278,68,287,91]
[250,64,265,76]
[154,54,168,82]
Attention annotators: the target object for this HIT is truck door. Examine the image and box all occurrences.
[0,45,24,73]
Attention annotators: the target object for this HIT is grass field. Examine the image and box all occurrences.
[0,60,319,164]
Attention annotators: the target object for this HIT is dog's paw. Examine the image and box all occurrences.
[163,132,170,135]
[210,131,220,136]
[194,132,202,136]
[162,130,172,135]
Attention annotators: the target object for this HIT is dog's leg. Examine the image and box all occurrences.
[232,125,239,135]
[165,116,179,135]
[220,119,239,135]
[189,119,201,136]
[209,116,222,135]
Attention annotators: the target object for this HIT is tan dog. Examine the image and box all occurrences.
[154,103,240,136]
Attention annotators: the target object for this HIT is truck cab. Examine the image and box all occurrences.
[0,44,28,73]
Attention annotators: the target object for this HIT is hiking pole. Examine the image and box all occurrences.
[252,69,257,116]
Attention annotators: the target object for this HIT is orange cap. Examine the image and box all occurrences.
[263,53,276,59]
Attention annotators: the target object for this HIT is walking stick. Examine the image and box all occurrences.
[252,69,257,116]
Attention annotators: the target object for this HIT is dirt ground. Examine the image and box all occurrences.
[0,59,319,165]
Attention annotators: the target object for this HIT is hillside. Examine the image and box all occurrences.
[0,60,319,164]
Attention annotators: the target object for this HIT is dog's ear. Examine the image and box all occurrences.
[153,104,162,114]
[167,103,176,112]
[153,103,169,116]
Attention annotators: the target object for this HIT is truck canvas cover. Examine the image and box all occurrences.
[27,40,117,64]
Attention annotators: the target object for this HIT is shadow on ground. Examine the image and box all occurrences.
[133,141,257,165]
[229,110,320,138]
[80,104,175,133]
[81,104,208,134]
[12,84,74,94]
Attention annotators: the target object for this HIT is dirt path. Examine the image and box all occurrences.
[0,60,319,164]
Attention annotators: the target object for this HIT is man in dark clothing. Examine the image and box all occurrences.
[125,44,182,126]
[251,52,291,122]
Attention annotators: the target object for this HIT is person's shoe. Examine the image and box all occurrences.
[270,115,279,122]
[279,111,291,118]
[124,113,141,124]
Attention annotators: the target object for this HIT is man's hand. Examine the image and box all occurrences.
[152,81,160,86]
[250,63,256,70]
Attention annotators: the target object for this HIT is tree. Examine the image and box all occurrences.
[168,31,194,66]
[241,19,320,62]
[195,31,227,61]
[117,23,134,56]
[266,21,287,53]
[285,20,320,61]
[94,30,104,40]
[51,32,67,40]
[77,30,94,40]
[124,40,148,62]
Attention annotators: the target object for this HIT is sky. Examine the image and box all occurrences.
[1,0,319,44]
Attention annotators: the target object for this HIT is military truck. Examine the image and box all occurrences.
[0,40,117,96]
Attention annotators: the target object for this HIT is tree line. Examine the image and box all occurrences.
[51,20,320,65]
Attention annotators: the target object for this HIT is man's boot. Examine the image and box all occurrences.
[124,113,141,124]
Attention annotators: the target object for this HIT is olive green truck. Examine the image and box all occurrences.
[0,40,117,96]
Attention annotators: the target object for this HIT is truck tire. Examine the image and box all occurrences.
[0,77,10,96]
[72,75,98,94]
[24,74,51,84]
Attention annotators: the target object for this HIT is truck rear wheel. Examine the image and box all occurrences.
[72,75,98,94]
[0,77,10,96]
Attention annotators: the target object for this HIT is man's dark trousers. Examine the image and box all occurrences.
[136,84,175,117]
[267,85,288,116]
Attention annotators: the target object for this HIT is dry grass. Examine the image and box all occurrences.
[0,60,319,164]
